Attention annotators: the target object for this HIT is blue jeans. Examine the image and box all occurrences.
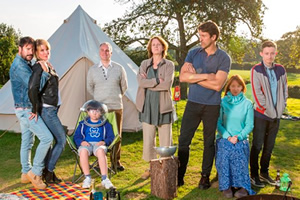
[41,106,66,172]
[15,109,53,176]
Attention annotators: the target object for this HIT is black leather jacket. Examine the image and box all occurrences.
[28,62,59,114]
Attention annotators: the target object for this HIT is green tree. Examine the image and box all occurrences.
[277,26,300,69]
[227,35,248,64]
[104,0,265,99]
[0,23,21,86]
[124,47,148,66]
[125,46,178,67]
[243,39,261,64]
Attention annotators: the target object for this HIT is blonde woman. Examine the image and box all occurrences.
[28,39,65,184]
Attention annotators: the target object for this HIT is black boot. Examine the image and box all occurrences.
[44,169,62,184]
[52,171,62,183]
[198,173,211,190]
[42,168,47,182]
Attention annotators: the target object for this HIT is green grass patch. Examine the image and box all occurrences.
[229,69,252,83]
[229,69,300,86]
[286,73,300,86]
[0,99,299,199]
[286,98,300,116]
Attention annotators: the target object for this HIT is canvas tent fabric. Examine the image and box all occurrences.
[0,5,142,132]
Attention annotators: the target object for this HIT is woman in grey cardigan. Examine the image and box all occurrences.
[136,36,175,179]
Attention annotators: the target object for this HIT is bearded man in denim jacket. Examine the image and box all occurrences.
[9,37,53,189]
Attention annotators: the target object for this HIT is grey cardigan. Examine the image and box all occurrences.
[87,61,128,110]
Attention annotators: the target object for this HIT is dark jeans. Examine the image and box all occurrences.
[250,116,280,177]
[41,106,66,172]
[178,101,220,181]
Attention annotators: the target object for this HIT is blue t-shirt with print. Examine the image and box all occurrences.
[185,47,231,105]
[84,119,104,142]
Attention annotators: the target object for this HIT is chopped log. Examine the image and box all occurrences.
[150,157,178,200]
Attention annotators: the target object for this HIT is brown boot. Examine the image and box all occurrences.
[27,170,47,189]
[234,188,248,198]
[21,173,30,183]
[222,188,233,198]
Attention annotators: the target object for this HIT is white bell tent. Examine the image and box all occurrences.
[0,5,142,132]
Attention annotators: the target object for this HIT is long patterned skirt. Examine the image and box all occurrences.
[216,138,255,195]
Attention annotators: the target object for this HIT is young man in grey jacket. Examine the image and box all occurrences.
[250,40,288,188]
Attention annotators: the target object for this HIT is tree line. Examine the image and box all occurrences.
[1,0,300,91]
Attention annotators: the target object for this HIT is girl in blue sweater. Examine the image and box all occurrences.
[216,75,255,198]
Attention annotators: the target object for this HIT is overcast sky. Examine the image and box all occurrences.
[1,0,299,41]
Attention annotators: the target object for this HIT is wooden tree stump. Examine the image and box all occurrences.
[150,157,178,200]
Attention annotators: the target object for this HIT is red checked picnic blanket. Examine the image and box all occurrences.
[10,181,89,200]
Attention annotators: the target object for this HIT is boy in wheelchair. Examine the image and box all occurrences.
[73,100,115,189]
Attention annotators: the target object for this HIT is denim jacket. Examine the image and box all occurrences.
[9,54,50,108]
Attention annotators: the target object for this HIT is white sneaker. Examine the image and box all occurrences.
[82,177,92,189]
[101,178,114,189]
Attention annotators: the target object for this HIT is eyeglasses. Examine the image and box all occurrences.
[88,109,101,114]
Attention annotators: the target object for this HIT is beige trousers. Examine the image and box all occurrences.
[142,122,172,162]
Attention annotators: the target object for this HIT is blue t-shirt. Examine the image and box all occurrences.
[84,119,104,142]
[185,47,231,105]
[265,65,278,106]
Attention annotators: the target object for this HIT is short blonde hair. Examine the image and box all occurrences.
[147,36,168,58]
[35,39,51,60]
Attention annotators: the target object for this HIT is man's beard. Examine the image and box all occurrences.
[25,55,33,61]
[21,54,33,61]
[201,41,213,50]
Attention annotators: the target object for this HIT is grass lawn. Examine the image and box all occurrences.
[0,98,299,199]
[229,70,252,83]
[229,69,300,86]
